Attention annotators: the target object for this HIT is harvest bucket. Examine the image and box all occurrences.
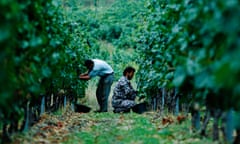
[74,103,91,113]
[132,102,147,114]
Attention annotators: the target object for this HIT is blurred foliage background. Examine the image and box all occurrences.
[1,0,240,143]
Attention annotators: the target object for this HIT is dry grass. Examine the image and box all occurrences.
[83,78,117,112]
[83,77,138,112]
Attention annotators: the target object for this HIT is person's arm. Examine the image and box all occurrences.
[122,82,137,100]
[80,71,89,76]
[79,73,91,80]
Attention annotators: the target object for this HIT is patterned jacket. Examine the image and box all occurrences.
[112,76,137,108]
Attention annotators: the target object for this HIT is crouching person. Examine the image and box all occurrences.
[112,66,137,113]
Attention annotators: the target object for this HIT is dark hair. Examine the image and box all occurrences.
[84,59,93,67]
[123,66,135,76]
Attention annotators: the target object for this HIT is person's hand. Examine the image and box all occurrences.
[138,95,146,101]
[79,74,90,80]
[135,90,138,95]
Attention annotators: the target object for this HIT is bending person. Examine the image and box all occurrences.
[79,59,114,112]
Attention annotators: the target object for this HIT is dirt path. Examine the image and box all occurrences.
[10,107,216,144]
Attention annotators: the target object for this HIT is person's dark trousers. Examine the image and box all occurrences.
[113,108,130,113]
[96,73,114,112]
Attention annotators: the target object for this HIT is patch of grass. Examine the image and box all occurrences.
[65,132,95,144]
[10,110,220,144]
[52,109,64,116]
[63,112,218,144]
[64,113,160,144]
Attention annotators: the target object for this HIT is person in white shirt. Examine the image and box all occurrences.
[79,59,114,112]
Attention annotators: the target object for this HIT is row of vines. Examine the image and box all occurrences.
[136,0,240,143]
[64,0,144,79]
[1,0,240,143]
[0,0,92,142]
